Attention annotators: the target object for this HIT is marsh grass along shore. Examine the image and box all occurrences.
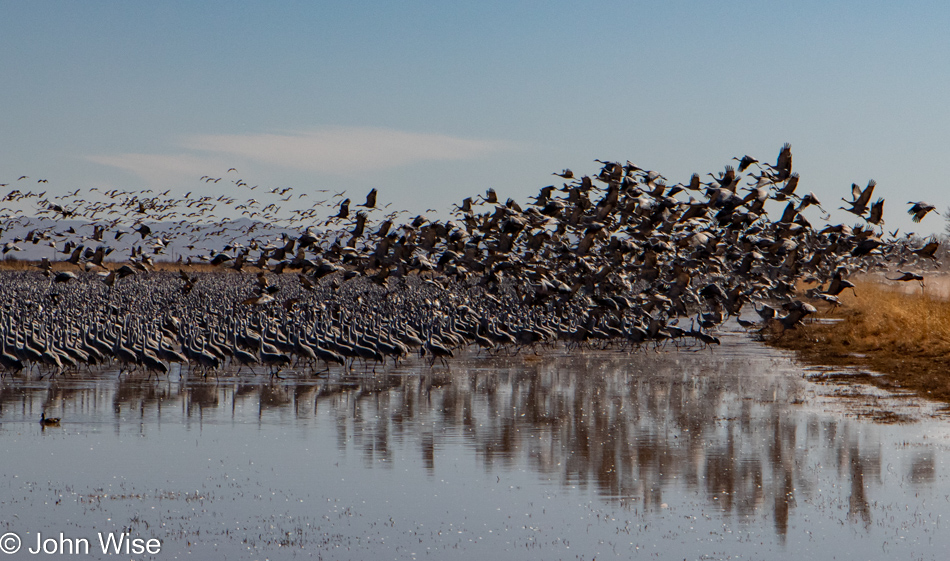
[770,277,950,403]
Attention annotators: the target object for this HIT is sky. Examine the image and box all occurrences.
[2,0,950,236]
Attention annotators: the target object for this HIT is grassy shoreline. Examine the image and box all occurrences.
[767,278,950,404]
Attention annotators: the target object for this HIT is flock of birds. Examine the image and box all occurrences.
[0,144,944,387]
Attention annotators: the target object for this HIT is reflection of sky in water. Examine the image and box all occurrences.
[1,333,949,560]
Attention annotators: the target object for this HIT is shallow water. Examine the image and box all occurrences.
[2,332,949,560]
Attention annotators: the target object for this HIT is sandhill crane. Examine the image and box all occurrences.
[260,348,291,377]
[0,141,938,378]
[840,180,876,216]
[733,155,759,172]
[825,268,857,297]
[911,240,940,260]
[907,201,938,223]
[231,344,260,375]
[156,336,187,367]
[358,188,377,209]
[866,198,885,225]
[424,338,453,366]
[140,344,168,379]
[754,303,777,321]
[54,271,77,284]
[886,270,925,287]
[736,314,757,329]
[192,341,222,376]
[0,339,24,373]
[306,331,346,373]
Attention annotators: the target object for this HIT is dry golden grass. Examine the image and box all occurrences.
[771,279,950,402]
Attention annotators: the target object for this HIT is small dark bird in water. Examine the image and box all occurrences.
[40,412,60,426]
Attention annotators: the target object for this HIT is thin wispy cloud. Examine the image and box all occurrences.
[183,127,514,174]
[85,153,229,184]
[88,127,515,183]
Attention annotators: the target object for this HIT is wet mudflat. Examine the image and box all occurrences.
[2,330,949,560]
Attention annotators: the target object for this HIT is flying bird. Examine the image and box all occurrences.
[907,201,938,223]
[330,198,350,221]
[733,155,760,172]
[866,198,885,225]
[911,239,940,260]
[841,180,876,216]
[54,271,77,284]
[886,270,924,287]
[359,188,378,209]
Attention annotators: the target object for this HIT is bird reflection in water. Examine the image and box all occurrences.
[3,343,919,542]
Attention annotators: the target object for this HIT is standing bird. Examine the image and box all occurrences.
[907,201,938,223]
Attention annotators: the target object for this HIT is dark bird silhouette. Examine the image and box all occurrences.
[851,237,883,257]
[907,201,938,223]
[911,239,940,260]
[773,173,799,201]
[330,198,350,221]
[769,143,793,182]
[825,268,856,296]
[54,271,77,283]
[866,198,885,225]
[841,180,875,216]
[733,155,759,172]
[359,188,377,209]
[886,270,924,287]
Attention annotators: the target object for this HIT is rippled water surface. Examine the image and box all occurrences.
[2,331,950,560]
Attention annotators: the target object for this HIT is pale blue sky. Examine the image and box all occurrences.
[2,1,949,234]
